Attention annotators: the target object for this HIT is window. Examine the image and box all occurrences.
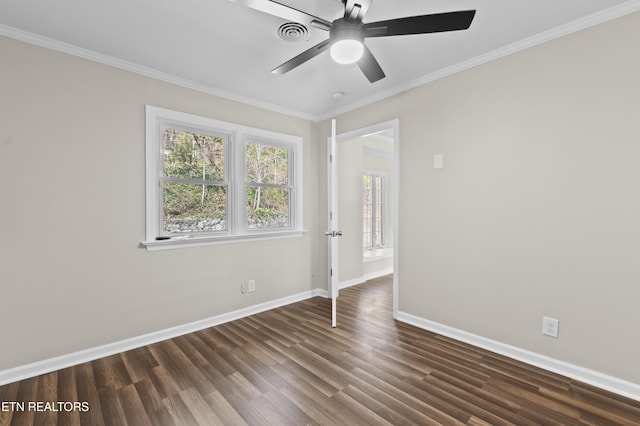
[245,141,292,229]
[363,172,385,250]
[143,106,302,250]
[162,128,228,234]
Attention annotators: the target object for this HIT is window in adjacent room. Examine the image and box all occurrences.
[363,172,385,250]
[144,106,303,250]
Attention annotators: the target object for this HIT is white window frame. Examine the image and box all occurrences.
[142,106,303,251]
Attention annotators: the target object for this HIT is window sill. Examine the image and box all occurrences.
[141,230,305,251]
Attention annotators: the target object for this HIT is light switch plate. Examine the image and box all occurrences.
[433,154,444,169]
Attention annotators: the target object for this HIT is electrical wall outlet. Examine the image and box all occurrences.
[242,280,256,294]
[542,316,559,338]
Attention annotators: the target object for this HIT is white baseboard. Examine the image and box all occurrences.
[396,311,640,402]
[339,268,394,290]
[0,289,322,386]
[313,288,329,298]
[10,290,635,404]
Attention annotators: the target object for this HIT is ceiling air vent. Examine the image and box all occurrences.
[277,22,309,43]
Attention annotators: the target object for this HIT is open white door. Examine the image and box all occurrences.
[327,119,341,327]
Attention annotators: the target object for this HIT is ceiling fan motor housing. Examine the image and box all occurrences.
[330,18,365,45]
[329,18,366,64]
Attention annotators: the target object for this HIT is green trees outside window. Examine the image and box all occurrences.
[245,142,290,229]
[161,129,292,234]
[162,129,227,234]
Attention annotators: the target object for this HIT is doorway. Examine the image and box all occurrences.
[329,119,399,319]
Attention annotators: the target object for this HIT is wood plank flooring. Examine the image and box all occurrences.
[2,275,640,425]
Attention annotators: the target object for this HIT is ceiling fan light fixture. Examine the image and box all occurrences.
[329,18,365,65]
[330,39,364,64]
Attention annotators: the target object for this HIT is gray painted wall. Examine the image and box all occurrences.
[0,36,318,370]
[321,11,640,383]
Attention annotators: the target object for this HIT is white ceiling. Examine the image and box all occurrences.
[1,0,638,120]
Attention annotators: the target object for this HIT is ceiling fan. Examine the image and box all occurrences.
[230,0,476,83]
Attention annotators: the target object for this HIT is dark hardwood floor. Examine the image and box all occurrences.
[2,275,640,425]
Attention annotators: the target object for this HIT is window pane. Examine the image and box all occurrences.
[363,173,385,249]
[163,128,225,181]
[375,177,383,246]
[163,182,226,234]
[375,213,383,246]
[363,175,372,249]
[246,186,290,229]
[245,143,288,185]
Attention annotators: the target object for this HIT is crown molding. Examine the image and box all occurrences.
[2,0,640,122]
[0,24,317,122]
[316,0,640,121]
